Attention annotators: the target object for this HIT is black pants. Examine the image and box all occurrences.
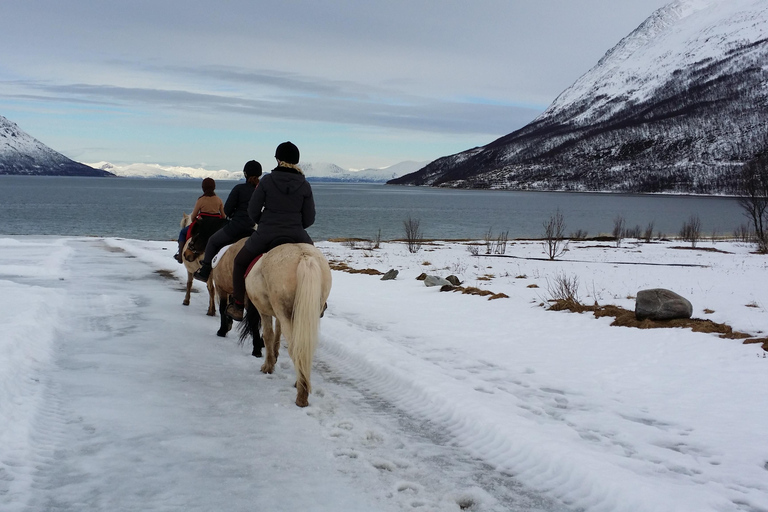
[202,227,252,265]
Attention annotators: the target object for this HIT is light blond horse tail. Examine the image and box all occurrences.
[291,254,323,394]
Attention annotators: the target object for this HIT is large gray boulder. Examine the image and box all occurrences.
[424,275,451,287]
[635,289,693,321]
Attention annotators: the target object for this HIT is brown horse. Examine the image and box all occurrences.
[210,238,264,356]
[239,243,332,407]
[180,212,216,315]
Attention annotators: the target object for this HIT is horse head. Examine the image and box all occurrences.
[180,212,192,228]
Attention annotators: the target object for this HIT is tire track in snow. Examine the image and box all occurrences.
[310,316,572,512]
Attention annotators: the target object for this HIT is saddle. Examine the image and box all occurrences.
[187,214,228,249]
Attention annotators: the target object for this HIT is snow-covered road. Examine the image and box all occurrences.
[4,237,562,512]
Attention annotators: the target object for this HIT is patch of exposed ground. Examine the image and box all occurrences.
[548,299,768,350]
[328,260,383,275]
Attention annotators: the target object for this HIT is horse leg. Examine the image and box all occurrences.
[216,296,232,337]
[252,327,264,358]
[206,277,216,316]
[183,272,193,306]
[260,315,277,374]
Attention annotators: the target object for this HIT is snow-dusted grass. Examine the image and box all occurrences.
[1,235,767,512]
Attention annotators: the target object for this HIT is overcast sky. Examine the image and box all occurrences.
[0,1,670,171]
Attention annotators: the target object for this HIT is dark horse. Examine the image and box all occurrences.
[209,237,264,357]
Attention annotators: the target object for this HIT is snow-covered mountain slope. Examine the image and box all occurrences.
[87,162,241,180]
[391,0,768,194]
[0,115,113,177]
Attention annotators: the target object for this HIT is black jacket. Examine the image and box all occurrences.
[248,167,315,239]
[223,182,257,236]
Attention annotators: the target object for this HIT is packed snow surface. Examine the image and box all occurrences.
[1,236,767,511]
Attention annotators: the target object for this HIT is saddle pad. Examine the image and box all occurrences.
[211,243,233,269]
[245,254,264,278]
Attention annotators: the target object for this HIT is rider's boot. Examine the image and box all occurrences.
[173,241,183,264]
[226,300,245,321]
[193,261,211,282]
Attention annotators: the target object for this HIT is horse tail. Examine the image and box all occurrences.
[238,297,261,347]
[292,254,323,394]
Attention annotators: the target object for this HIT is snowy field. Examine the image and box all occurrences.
[1,235,767,512]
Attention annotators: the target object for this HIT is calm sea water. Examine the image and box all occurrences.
[0,175,746,241]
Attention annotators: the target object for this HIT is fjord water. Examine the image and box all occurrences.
[0,176,745,241]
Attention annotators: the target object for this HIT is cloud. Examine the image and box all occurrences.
[3,73,540,136]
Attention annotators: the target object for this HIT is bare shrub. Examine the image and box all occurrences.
[546,272,581,309]
[372,229,382,249]
[643,221,655,243]
[613,215,626,247]
[570,229,588,240]
[679,214,702,248]
[737,152,768,252]
[543,209,568,260]
[467,244,480,256]
[734,223,755,243]
[403,216,423,253]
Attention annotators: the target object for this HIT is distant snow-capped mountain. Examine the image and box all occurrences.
[302,161,428,182]
[0,115,113,177]
[88,160,427,182]
[86,162,241,180]
[390,0,768,194]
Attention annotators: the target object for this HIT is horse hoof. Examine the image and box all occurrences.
[182,300,190,306]
[252,349,262,358]
[295,398,309,408]
[206,311,216,317]
[216,330,227,338]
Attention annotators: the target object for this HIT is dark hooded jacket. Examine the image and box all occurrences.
[223,181,257,237]
[247,166,315,241]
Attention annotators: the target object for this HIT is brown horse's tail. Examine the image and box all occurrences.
[291,253,323,394]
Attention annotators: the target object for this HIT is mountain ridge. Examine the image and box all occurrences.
[0,115,113,177]
[389,0,768,194]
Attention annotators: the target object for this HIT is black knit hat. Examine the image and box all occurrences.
[274,141,300,164]
[243,160,262,178]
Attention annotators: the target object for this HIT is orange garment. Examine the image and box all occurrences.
[191,195,225,219]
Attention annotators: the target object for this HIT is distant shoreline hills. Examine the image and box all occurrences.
[86,160,427,183]
[0,113,424,182]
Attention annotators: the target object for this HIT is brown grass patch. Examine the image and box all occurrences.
[548,300,758,343]
[440,285,509,300]
[328,260,383,275]
[743,337,768,351]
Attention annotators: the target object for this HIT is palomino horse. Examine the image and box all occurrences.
[179,212,216,315]
[239,243,332,407]
[210,237,264,356]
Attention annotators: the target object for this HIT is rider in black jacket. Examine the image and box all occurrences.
[227,142,315,320]
[193,160,262,282]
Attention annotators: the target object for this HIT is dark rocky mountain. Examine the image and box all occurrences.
[0,115,113,177]
[389,0,768,194]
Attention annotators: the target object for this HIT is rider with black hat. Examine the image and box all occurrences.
[226,142,316,320]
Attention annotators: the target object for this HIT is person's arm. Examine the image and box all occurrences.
[248,181,265,224]
[191,197,203,219]
[217,197,225,217]
[301,187,316,229]
[223,186,238,218]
